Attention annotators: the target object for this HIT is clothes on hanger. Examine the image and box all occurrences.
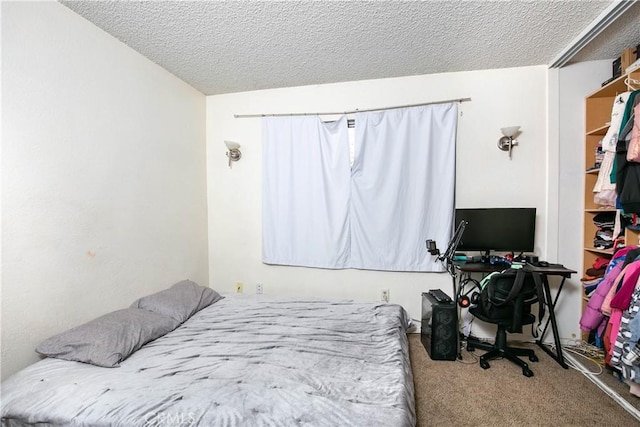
[594,93,631,207]
[625,102,640,162]
[582,87,640,399]
[579,245,640,397]
[610,286,640,382]
[614,90,640,213]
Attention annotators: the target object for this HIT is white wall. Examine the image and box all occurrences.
[1,2,208,379]
[555,60,613,341]
[1,2,607,381]
[206,66,550,336]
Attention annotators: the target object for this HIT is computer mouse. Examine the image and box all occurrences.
[538,261,549,267]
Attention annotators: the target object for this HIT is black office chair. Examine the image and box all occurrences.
[466,270,543,377]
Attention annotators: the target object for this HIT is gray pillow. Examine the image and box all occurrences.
[36,308,179,367]
[130,280,223,324]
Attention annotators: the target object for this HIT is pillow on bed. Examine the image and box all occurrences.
[130,280,223,324]
[36,308,179,368]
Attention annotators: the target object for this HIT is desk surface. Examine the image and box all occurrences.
[455,262,577,276]
[455,262,508,273]
[523,264,577,276]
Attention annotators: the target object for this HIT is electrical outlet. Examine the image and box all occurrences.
[381,289,389,303]
[236,281,243,293]
[256,283,263,294]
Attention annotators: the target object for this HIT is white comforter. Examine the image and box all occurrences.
[1,295,416,426]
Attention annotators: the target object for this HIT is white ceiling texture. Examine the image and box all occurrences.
[60,0,640,96]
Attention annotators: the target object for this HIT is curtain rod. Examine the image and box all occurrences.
[233,97,471,118]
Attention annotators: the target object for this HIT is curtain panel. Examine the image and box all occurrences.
[350,104,457,271]
[262,104,457,272]
[262,116,352,268]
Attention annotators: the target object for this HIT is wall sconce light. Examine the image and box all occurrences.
[225,140,242,168]
[497,126,521,160]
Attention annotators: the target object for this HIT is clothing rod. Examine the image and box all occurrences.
[233,97,471,118]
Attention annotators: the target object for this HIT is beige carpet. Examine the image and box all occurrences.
[408,333,639,426]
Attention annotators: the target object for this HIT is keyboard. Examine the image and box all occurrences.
[428,289,453,304]
[533,262,564,268]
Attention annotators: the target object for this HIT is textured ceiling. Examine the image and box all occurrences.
[60,0,640,96]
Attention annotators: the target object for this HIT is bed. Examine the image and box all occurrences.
[1,290,416,426]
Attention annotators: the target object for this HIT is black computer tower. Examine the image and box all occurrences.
[421,291,458,361]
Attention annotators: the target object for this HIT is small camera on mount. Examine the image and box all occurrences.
[426,240,440,256]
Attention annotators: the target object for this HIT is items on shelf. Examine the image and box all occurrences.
[581,256,610,297]
[611,45,639,81]
[622,212,640,231]
[592,212,617,250]
[586,141,604,172]
[595,143,604,169]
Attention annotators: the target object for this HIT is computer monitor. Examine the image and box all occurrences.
[454,208,536,257]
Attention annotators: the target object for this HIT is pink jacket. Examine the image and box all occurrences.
[580,262,624,331]
[601,265,629,316]
[610,261,640,310]
[578,244,637,332]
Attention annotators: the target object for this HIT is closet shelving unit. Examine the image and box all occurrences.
[583,69,640,324]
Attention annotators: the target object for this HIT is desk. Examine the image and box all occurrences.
[456,262,509,274]
[523,264,577,369]
[454,261,577,369]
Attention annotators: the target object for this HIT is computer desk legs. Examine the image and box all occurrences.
[536,275,569,369]
[540,277,567,339]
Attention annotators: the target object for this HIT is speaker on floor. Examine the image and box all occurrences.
[421,291,458,361]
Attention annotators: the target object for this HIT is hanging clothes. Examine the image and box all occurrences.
[602,265,628,316]
[580,248,635,331]
[611,286,640,383]
[611,262,640,310]
[625,102,640,162]
[594,93,631,207]
[604,93,631,152]
[581,262,624,332]
[615,90,640,213]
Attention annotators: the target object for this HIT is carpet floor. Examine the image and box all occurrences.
[408,333,640,426]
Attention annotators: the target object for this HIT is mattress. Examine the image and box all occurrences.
[1,295,416,426]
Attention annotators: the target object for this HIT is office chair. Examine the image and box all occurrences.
[466,270,542,377]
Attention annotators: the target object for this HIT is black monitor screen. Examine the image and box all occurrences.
[455,208,536,253]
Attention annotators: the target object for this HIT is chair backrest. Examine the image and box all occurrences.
[478,270,540,333]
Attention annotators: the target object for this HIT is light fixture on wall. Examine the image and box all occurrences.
[497,126,521,160]
[225,140,242,168]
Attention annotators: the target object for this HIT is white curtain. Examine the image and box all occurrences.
[350,104,457,271]
[262,116,352,268]
[262,103,457,272]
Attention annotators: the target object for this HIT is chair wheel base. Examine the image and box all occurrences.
[480,360,490,369]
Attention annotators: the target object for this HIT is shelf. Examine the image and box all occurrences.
[584,207,616,213]
[585,69,640,131]
[581,67,640,345]
[586,124,610,136]
[586,71,634,98]
[584,248,613,256]
[584,247,614,256]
